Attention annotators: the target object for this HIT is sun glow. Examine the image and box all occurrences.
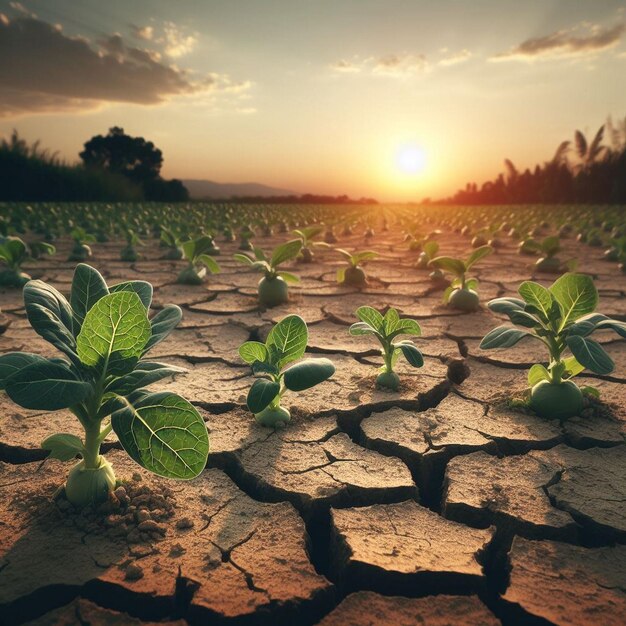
[396,145,427,175]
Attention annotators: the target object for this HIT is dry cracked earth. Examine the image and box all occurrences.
[1,226,625,625]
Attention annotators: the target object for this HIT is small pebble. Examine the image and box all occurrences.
[125,562,144,581]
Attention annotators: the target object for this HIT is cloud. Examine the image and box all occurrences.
[494,22,625,61]
[438,49,472,66]
[161,21,197,58]
[131,24,154,41]
[0,15,250,118]
[330,53,430,78]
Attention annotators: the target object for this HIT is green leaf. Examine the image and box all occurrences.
[550,273,598,329]
[110,281,153,309]
[144,305,182,353]
[562,356,585,378]
[270,239,302,268]
[397,341,424,367]
[336,267,346,283]
[488,297,527,316]
[106,361,186,394]
[234,253,254,266]
[24,302,78,364]
[389,318,422,339]
[352,251,378,265]
[466,245,493,269]
[423,241,439,258]
[0,352,49,390]
[566,335,614,375]
[111,392,209,480]
[581,385,600,399]
[430,256,466,277]
[247,378,280,413]
[542,236,560,256]
[594,319,626,339]
[567,314,610,337]
[283,358,335,391]
[77,291,151,376]
[5,360,91,410]
[480,325,532,349]
[266,315,308,368]
[277,271,300,284]
[197,254,220,274]
[41,433,86,461]
[70,264,109,331]
[239,341,269,364]
[383,308,400,335]
[181,239,196,262]
[336,248,353,262]
[349,321,377,336]
[442,284,455,304]
[528,363,550,386]
[518,281,553,320]
[356,306,384,331]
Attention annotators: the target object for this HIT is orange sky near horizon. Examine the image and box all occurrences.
[1,0,625,201]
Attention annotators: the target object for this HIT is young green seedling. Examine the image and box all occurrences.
[336,249,379,288]
[120,229,142,262]
[480,272,626,419]
[292,226,329,262]
[177,236,221,285]
[239,315,335,427]
[0,236,55,287]
[349,306,423,390]
[0,264,209,508]
[234,239,302,307]
[160,227,183,260]
[429,245,493,311]
[415,241,439,269]
[520,236,572,273]
[68,227,96,262]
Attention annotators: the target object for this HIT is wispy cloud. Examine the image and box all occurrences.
[493,22,625,61]
[331,53,430,78]
[438,48,472,67]
[0,14,251,118]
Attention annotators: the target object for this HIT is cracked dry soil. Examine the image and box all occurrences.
[1,228,625,625]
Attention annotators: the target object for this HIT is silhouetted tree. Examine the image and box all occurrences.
[80,127,163,184]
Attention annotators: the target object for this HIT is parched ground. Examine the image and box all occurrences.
[1,221,625,625]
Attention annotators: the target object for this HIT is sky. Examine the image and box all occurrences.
[0,0,625,201]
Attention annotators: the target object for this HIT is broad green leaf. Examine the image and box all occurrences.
[466,245,493,270]
[581,385,600,398]
[266,315,308,368]
[430,256,466,277]
[25,302,78,364]
[518,281,553,320]
[423,241,439,258]
[466,278,479,291]
[110,280,153,309]
[336,248,354,262]
[239,341,269,364]
[480,325,532,349]
[70,264,109,331]
[234,253,254,266]
[566,335,614,375]
[528,363,550,386]
[389,318,421,339]
[106,361,186,394]
[181,239,197,262]
[562,356,585,378]
[3,237,27,263]
[24,279,74,333]
[253,247,267,261]
[41,433,86,461]
[383,308,400,334]
[5,360,91,410]
[247,378,280,413]
[144,305,182,353]
[550,273,598,329]
[270,239,302,268]
[0,352,49,390]
[111,392,209,479]
[283,358,335,391]
[397,341,424,367]
[77,291,151,376]
[193,236,218,256]
[487,297,526,316]
[542,236,560,255]
[356,306,384,331]
[197,254,220,274]
[568,314,610,337]
[595,319,626,339]
[349,321,377,336]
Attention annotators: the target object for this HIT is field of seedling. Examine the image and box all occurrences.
[1,202,625,626]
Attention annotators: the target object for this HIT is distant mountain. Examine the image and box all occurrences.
[182,179,296,199]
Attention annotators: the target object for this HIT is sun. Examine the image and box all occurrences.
[396,145,427,175]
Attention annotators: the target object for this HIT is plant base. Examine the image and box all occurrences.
[254,405,291,428]
[449,288,480,312]
[535,257,562,273]
[177,266,205,285]
[64,457,116,508]
[259,276,289,307]
[0,269,31,288]
[376,371,400,391]
[343,266,367,288]
[530,380,583,419]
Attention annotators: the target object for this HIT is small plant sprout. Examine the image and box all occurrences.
[480,273,626,420]
[68,227,96,262]
[0,264,209,508]
[349,306,423,390]
[336,248,379,288]
[0,236,55,287]
[520,235,573,273]
[120,229,142,262]
[239,315,335,427]
[429,245,493,312]
[160,227,183,260]
[234,239,302,307]
[415,241,439,269]
[292,226,329,262]
[176,236,221,285]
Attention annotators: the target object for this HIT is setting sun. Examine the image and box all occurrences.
[396,145,427,175]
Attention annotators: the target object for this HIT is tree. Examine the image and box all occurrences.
[80,127,163,184]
